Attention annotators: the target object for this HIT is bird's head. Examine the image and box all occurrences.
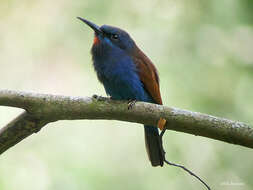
[77,17,136,54]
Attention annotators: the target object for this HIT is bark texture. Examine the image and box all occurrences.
[0,90,252,154]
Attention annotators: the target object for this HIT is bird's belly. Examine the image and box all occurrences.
[93,53,152,101]
[102,76,140,100]
[102,75,153,102]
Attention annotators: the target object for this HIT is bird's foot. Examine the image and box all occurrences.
[127,99,137,110]
[92,94,108,101]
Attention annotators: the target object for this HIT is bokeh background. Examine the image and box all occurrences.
[1,0,253,189]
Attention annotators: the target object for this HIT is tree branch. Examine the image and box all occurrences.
[0,111,48,154]
[0,89,252,155]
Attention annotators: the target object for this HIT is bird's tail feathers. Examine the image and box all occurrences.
[144,125,164,167]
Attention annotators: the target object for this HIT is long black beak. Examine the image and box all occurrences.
[77,17,102,35]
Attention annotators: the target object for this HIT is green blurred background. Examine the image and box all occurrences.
[1,0,253,189]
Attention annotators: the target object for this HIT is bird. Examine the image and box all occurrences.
[78,17,166,167]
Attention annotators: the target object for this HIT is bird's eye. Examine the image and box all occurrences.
[111,34,119,40]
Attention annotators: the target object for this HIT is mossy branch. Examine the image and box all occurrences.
[0,89,253,155]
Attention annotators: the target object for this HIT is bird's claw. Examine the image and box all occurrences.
[127,99,137,110]
[92,94,107,101]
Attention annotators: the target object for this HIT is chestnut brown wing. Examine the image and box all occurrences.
[133,48,162,105]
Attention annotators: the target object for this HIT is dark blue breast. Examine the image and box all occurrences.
[92,44,152,102]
